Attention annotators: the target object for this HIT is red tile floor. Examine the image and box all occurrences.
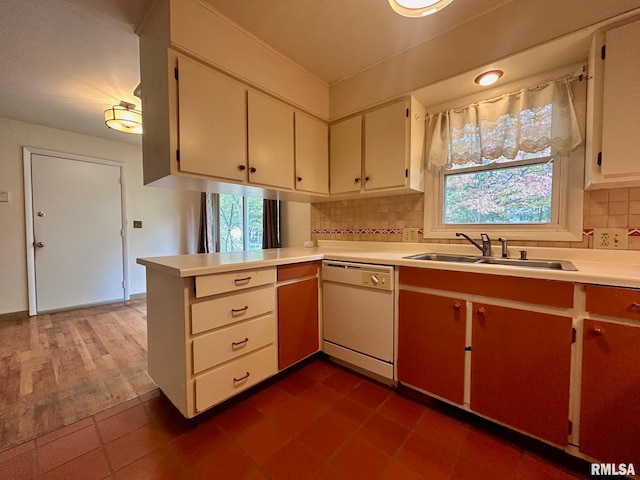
[0,359,588,480]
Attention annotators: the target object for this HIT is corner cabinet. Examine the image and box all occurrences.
[329,97,426,197]
[294,112,329,195]
[585,17,640,189]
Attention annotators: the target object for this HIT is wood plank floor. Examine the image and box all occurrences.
[0,299,156,453]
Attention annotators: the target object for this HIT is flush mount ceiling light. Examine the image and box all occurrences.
[388,0,454,18]
[104,100,142,135]
[474,70,504,87]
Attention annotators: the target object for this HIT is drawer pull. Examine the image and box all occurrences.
[631,302,640,311]
[233,371,250,383]
[232,337,249,348]
[592,327,604,336]
[475,307,485,315]
[231,306,249,315]
[234,276,252,286]
[453,303,461,310]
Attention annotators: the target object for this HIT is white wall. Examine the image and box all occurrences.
[0,117,200,315]
[280,201,311,247]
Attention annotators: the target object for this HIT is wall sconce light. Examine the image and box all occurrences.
[104,100,142,135]
[474,70,504,87]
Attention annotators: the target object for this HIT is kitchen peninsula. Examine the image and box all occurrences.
[138,241,640,467]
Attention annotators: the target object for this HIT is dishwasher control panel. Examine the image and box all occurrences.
[361,271,392,290]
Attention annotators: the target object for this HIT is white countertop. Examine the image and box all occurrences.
[137,241,640,288]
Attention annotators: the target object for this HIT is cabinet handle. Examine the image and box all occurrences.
[631,302,640,311]
[364,176,370,182]
[592,327,604,336]
[297,176,303,182]
[249,167,257,173]
[234,276,252,285]
[232,337,249,348]
[233,371,250,383]
[354,177,361,183]
[475,307,485,315]
[231,306,249,315]
[453,303,461,310]
[237,165,246,171]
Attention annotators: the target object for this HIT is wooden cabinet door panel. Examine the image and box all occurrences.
[247,90,294,189]
[398,290,466,405]
[295,112,328,194]
[329,116,362,194]
[277,278,319,370]
[580,319,640,464]
[177,56,247,181]
[471,303,572,446]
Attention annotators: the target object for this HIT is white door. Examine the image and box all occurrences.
[30,153,125,312]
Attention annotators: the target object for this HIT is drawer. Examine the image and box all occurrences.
[195,267,276,298]
[191,285,274,334]
[585,284,640,321]
[277,261,318,282]
[192,314,275,374]
[399,267,574,308]
[195,345,277,413]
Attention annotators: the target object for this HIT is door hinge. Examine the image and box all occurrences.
[464,346,472,351]
[597,151,602,166]
[122,280,126,289]
[174,67,179,80]
[176,149,180,162]
[568,420,573,435]
[405,108,409,118]
[405,168,408,178]
[601,44,606,60]
[571,327,577,344]
[120,229,124,238]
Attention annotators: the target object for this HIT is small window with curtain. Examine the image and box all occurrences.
[424,75,585,240]
[199,193,280,253]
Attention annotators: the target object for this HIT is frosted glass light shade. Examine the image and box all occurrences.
[104,105,143,134]
[388,0,454,17]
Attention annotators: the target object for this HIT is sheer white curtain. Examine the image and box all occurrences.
[428,79,582,167]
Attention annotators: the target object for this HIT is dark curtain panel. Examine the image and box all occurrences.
[198,193,215,253]
[262,199,281,249]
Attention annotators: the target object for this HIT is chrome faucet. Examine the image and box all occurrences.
[456,232,492,256]
[498,237,508,258]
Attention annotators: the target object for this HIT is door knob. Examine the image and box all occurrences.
[36,241,46,248]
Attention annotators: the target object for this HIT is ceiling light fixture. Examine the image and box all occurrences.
[474,70,504,87]
[104,100,142,135]
[388,0,454,18]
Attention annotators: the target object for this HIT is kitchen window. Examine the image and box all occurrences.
[423,71,586,241]
[201,194,275,252]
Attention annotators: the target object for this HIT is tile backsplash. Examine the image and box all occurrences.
[310,187,640,250]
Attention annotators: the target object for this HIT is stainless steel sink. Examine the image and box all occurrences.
[404,253,578,271]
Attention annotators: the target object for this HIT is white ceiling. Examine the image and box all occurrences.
[0,0,635,144]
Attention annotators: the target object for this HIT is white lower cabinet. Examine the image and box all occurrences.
[195,345,277,413]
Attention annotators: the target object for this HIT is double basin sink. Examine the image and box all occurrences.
[404,253,578,271]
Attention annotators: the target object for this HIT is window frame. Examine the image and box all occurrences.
[213,193,264,252]
[422,67,586,242]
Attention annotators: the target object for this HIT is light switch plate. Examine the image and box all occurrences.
[593,228,628,249]
[402,228,419,243]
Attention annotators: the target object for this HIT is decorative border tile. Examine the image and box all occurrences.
[313,228,639,236]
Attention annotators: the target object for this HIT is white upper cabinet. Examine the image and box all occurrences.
[329,116,363,195]
[295,112,329,195]
[586,18,640,188]
[329,97,425,197]
[247,90,295,190]
[177,56,247,181]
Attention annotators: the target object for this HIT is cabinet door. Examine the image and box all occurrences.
[364,100,408,191]
[471,303,572,446]
[277,278,319,370]
[580,320,640,464]
[329,116,362,194]
[247,90,294,189]
[295,112,329,194]
[398,290,466,405]
[177,56,247,181]
[601,19,640,177]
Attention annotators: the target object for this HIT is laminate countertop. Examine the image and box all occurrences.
[137,240,640,289]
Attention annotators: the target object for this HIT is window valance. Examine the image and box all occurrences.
[427,79,583,167]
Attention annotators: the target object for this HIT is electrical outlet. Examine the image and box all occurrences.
[593,228,628,250]
[402,228,419,243]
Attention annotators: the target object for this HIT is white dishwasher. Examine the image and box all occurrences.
[322,260,395,380]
